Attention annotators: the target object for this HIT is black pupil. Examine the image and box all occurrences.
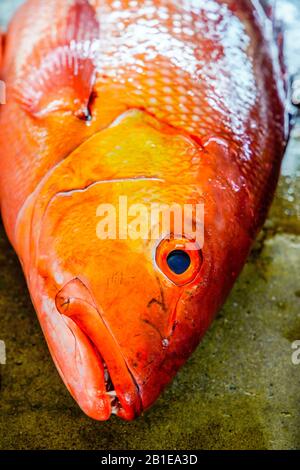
[167,250,191,275]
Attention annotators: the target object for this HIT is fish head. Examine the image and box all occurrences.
[19,111,253,420]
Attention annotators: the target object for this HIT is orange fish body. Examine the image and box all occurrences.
[0,0,288,420]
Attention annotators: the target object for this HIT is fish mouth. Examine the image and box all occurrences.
[55,278,142,421]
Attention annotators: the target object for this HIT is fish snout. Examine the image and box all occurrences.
[55,278,142,420]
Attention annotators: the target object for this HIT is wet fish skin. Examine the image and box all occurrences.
[0,0,288,420]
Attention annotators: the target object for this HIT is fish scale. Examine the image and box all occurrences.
[1,0,285,221]
[0,0,288,420]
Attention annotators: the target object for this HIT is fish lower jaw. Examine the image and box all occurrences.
[55,278,142,420]
[102,360,121,416]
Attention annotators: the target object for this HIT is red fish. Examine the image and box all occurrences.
[0,0,288,420]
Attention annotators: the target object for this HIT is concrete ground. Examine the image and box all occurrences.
[0,0,300,450]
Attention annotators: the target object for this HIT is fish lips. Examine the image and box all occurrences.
[55,278,142,421]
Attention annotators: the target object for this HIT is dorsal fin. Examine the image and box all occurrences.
[252,0,286,90]
[257,0,282,43]
[15,0,99,120]
[259,0,275,20]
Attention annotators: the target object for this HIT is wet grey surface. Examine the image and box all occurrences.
[0,0,299,450]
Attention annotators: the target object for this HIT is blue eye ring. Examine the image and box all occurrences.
[167,250,191,275]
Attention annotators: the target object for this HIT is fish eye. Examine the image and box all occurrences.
[167,250,191,274]
[155,237,202,286]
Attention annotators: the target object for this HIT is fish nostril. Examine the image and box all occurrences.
[167,250,191,275]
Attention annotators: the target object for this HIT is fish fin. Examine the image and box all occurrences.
[258,0,274,19]
[15,0,99,120]
[255,0,282,39]
[267,1,290,132]
[256,0,281,39]
[253,0,287,105]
